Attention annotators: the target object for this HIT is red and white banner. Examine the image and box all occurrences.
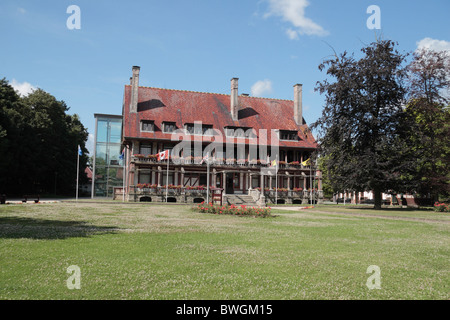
[157,150,170,161]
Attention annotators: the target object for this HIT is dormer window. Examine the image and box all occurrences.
[185,123,214,136]
[141,120,154,132]
[279,130,298,141]
[163,122,177,133]
[225,126,256,138]
[202,125,213,135]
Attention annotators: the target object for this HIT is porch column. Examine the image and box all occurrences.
[212,169,217,189]
[223,171,227,195]
[157,166,162,187]
[286,172,291,190]
[175,168,179,185]
[180,167,185,187]
[257,172,266,206]
[151,169,156,185]
[132,141,139,187]
[134,167,139,186]
[247,171,251,191]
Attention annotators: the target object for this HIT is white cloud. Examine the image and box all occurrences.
[11,79,37,96]
[286,28,299,40]
[264,0,328,38]
[416,38,450,52]
[18,7,26,14]
[86,133,95,156]
[251,79,273,97]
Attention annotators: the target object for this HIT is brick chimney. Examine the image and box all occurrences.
[130,66,140,113]
[293,84,303,125]
[230,77,239,121]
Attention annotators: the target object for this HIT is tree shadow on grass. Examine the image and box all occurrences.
[0,217,120,240]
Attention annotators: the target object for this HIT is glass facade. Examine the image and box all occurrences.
[92,114,123,198]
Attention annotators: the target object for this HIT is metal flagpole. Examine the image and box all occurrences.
[122,149,125,202]
[125,146,129,202]
[310,162,312,205]
[275,153,278,205]
[165,150,170,202]
[206,152,210,204]
[76,145,80,202]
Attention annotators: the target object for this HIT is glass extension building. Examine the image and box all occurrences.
[91,114,124,198]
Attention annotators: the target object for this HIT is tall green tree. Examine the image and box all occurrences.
[0,79,89,196]
[0,78,32,194]
[405,49,450,200]
[316,154,335,199]
[312,40,413,209]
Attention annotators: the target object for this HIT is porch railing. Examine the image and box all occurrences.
[131,155,312,169]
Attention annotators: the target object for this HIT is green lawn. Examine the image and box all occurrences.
[0,202,448,300]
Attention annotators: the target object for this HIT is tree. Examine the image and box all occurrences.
[0,78,32,195]
[312,40,413,209]
[316,154,335,199]
[405,49,450,200]
[0,78,89,196]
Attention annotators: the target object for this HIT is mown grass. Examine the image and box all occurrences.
[0,202,448,300]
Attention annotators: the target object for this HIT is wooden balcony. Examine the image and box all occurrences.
[130,155,312,170]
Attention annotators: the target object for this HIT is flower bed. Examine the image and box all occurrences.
[193,202,272,218]
[136,183,157,189]
[434,202,449,212]
[186,185,206,191]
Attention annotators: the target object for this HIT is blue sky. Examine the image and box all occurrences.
[1,0,449,155]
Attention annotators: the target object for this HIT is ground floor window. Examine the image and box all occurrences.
[162,172,174,186]
[252,176,260,188]
[233,173,240,189]
[215,174,222,188]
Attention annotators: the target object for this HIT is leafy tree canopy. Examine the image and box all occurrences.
[0,78,89,196]
[312,40,413,209]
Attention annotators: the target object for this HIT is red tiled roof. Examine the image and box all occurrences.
[122,85,317,149]
[85,167,93,180]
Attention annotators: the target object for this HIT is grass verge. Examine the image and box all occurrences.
[0,202,448,299]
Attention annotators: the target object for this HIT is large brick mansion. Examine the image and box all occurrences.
[121,66,322,205]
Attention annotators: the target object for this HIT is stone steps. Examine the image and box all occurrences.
[224,194,258,207]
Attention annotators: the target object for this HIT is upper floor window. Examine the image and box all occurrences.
[225,126,255,138]
[141,120,154,132]
[163,122,177,133]
[202,125,213,136]
[163,144,173,152]
[140,144,152,156]
[279,130,298,141]
[185,123,214,136]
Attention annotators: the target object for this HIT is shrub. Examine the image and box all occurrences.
[434,202,449,212]
[193,202,272,218]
